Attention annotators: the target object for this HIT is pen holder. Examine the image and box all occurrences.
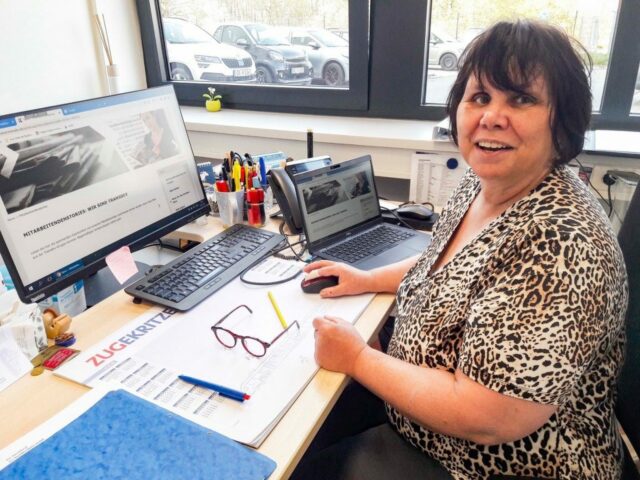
[217,191,245,227]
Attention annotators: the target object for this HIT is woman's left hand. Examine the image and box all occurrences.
[313,315,367,375]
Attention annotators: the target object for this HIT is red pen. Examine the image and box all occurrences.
[215,180,230,192]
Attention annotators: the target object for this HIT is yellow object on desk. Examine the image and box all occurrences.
[267,291,288,329]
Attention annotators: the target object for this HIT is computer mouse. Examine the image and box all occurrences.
[301,275,339,294]
[396,204,433,221]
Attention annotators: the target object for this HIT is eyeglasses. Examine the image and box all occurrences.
[211,304,300,358]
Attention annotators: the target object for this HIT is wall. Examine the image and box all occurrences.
[0,0,146,116]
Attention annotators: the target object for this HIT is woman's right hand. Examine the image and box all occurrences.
[303,260,375,298]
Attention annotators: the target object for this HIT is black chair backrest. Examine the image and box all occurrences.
[616,183,640,463]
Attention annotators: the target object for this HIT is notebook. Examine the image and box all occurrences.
[293,154,431,270]
[0,389,276,479]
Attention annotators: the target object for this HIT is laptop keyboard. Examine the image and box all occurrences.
[323,225,415,264]
[125,224,284,311]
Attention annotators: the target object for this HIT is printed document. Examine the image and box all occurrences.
[55,276,374,447]
[409,152,468,207]
[0,327,32,393]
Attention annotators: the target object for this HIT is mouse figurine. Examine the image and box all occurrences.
[42,308,72,339]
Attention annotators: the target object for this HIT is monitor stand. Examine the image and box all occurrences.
[84,261,151,308]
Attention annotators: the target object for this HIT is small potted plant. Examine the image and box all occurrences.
[203,87,222,112]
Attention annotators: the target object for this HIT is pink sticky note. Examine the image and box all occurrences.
[105,246,138,284]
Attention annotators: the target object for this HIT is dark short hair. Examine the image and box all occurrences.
[446,20,592,166]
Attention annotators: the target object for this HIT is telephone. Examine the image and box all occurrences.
[267,156,332,233]
[268,167,303,233]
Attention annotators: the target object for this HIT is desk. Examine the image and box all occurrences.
[0,215,396,479]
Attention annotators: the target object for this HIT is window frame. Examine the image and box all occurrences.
[136,0,371,113]
[136,0,640,130]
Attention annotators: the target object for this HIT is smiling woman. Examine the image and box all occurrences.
[292,20,628,480]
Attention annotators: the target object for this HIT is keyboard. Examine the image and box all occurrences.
[323,224,416,264]
[125,224,284,311]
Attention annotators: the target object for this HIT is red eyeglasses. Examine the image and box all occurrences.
[211,304,299,358]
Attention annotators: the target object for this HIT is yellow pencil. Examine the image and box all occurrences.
[267,291,288,329]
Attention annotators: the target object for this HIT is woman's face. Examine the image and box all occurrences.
[456,74,555,186]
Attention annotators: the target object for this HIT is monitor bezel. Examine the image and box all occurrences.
[0,85,210,304]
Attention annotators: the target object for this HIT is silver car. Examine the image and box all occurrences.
[282,28,349,86]
[428,31,465,71]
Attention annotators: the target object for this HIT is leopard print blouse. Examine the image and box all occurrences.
[386,166,628,479]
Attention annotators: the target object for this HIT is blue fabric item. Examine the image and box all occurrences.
[0,390,276,479]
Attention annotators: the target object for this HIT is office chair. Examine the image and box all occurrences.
[616,182,640,480]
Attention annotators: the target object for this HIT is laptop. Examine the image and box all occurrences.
[293,155,432,270]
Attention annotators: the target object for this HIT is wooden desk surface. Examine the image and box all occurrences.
[0,215,396,479]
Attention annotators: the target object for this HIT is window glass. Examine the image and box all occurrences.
[632,63,640,114]
[423,0,620,111]
[158,0,350,88]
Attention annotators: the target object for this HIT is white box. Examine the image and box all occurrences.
[38,280,87,317]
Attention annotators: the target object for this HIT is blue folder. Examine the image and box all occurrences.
[0,389,276,479]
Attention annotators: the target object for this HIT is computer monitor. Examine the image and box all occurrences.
[0,85,209,304]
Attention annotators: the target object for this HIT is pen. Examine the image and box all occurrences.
[232,160,242,192]
[178,375,251,402]
[258,157,267,186]
[267,291,288,329]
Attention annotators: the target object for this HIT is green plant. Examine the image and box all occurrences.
[202,87,221,101]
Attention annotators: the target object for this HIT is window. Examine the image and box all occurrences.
[631,62,640,115]
[137,0,640,130]
[424,0,620,110]
[137,0,368,112]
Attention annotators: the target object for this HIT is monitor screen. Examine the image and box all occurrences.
[0,85,209,304]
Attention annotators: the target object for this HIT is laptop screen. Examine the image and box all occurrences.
[294,155,380,245]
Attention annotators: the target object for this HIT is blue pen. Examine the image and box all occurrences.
[178,375,251,402]
[258,157,267,186]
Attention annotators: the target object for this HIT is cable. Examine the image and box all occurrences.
[379,206,419,230]
[239,241,304,286]
[274,221,308,261]
[574,157,618,220]
[141,239,184,253]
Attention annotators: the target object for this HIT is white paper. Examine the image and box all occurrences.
[241,256,303,284]
[410,152,468,207]
[0,387,113,469]
[0,327,33,394]
[55,276,374,447]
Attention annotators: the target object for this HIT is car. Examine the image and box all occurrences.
[213,23,313,85]
[428,31,466,71]
[162,18,256,83]
[281,27,349,86]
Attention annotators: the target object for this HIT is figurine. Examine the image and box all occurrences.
[42,308,72,339]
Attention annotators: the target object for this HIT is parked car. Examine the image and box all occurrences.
[213,23,313,85]
[428,31,465,70]
[280,27,349,86]
[162,18,256,83]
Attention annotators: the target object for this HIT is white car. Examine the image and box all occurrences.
[163,18,256,83]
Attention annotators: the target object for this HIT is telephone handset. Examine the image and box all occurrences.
[268,167,303,233]
[267,156,332,234]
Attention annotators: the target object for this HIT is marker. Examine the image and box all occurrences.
[232,160,242,192]
[215,179,229,192]
[258,157,267,186]
[178,375,250,402]
[267,291,288,329]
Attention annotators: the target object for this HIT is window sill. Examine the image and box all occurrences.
[181,106,458,153]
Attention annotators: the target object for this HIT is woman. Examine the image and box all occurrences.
[293,20,628,479]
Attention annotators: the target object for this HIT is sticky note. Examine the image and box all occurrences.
[105,246,138,284]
